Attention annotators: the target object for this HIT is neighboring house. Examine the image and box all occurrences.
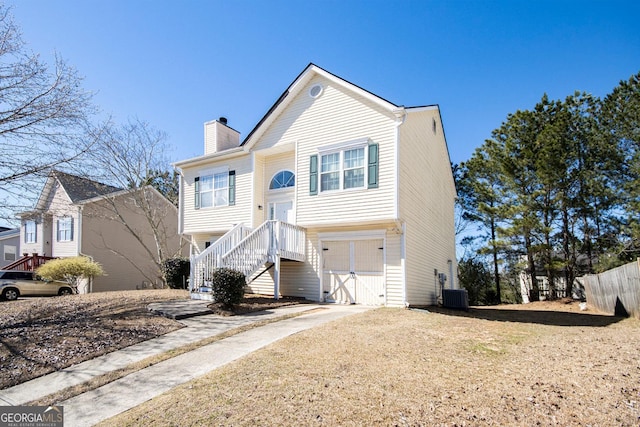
[174,63,457,306]
[519,272,568,303]
[0,228,20,268]
[19,170,184,293]
[519,253,593,302]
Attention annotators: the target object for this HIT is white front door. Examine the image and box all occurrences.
[269,200,293,223]
[322,239,385,305]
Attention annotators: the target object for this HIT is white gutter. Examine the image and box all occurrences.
[172,146,246,169]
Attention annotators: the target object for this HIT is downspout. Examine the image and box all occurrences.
[393,107,408,307]
[401,222,407,307]
[393,107,407,221]
[77,205,93,294]
[174,166,184,236]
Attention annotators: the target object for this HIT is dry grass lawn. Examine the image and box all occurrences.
[0,290,188,390]
[105,302,640,426]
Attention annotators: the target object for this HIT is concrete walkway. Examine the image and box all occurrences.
[0,302,371,426]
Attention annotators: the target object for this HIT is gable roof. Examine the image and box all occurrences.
[173,63,446,169]
[54,171,122,203]
[32,171,123,212]
[241,63,403,149]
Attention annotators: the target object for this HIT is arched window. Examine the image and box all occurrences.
[269,170,295,190]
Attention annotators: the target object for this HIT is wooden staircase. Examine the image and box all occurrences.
[190,220,305,300]
[4,254,56,271]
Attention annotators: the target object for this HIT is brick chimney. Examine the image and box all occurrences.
[204,117,240,154]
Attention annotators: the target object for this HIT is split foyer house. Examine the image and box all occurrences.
[18,171,183,292]
[174,64,457,306]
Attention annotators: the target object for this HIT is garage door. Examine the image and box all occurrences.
[322,239,384,305]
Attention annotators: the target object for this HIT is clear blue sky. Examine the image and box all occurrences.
[11,0,640,166]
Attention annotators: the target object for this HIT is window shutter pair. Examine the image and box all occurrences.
[309,143,378,195]
[194,171,235,209]
[56,218,74,242]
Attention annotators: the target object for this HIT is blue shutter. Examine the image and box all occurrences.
[70,217,74,241]
[368,143,379,189]
[194,177,200,209]
[309,155,318,195]
[228,170,236,206]
[56,219,60,242]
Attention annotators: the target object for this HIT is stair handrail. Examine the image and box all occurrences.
[190,223,252,291]
[221,221,273,279]
[190,220,307,293]
[276,221,306,261]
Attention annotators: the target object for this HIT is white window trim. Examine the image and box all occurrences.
[25,220,36,244]
[268,170,296,192]
[317,137,369,156]
[198,167,229,209]
[318,145,367,193]
[4,245,16,261]
[57,217,73,242]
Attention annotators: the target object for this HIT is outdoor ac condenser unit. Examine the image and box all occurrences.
[442,289,469,310]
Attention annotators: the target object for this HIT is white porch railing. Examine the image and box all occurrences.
[189,223,253,291]
[190,220,305,292]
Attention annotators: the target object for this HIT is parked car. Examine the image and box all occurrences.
[0,270,73,300]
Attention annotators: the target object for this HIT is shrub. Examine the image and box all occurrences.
[210,268,245,309]
[36,256,105,294]
[162,257,190,289]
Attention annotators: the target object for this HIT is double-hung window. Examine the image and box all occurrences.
[195,169,236,209]
[312,138,377,194]
[320,152,341,191]
[4,245,16,261]
[25,220,36,243]
[342,147,365,189]
[57,217,73,242]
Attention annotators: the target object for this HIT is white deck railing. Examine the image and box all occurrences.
[189,223,253,291]
[190,220,305,291]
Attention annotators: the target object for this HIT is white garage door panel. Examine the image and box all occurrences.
[322,239,385,305]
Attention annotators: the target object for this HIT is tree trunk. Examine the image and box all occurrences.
[525,232,539,301]
[490,216,501,304]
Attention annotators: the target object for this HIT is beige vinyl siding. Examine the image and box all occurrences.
[252,76,398,227]
[252,154,265,226]
[281,228,321,301]
[45,182,79,258]
[245,267,275,296]
[51,214,79,257]
[246,229,321,302]
[263,152,295,190]
[385,231,404,306]
[182,154,253,234]
[20,219,44,256]
[257,151,296,224]
[190,233,223,255]
[82,190,183,292]
[398,109,457,305]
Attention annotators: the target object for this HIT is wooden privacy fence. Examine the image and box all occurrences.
[582,260,640,319]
